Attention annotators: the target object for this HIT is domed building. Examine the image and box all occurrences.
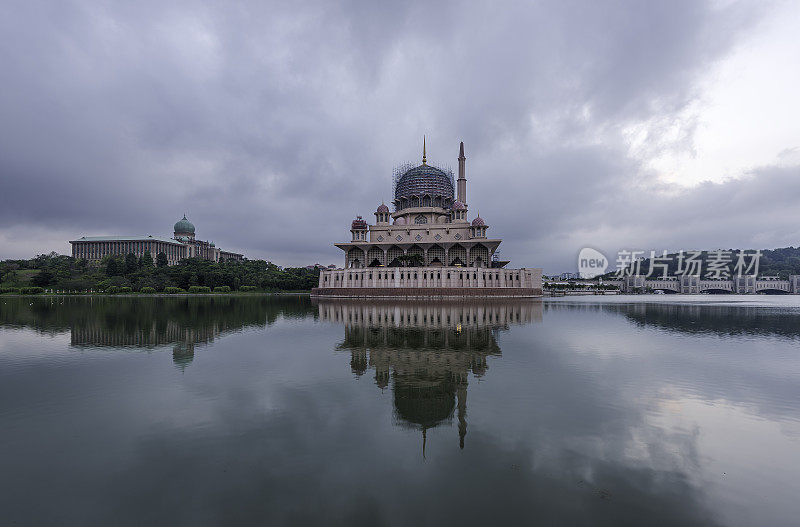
[70,214,244,265]
[173,215,195,238]
[338,139,497,268]
[314,139,542,296]
[171,214,242,262]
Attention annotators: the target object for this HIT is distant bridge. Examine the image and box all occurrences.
[602,275,800,294]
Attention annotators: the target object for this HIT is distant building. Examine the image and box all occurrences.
[69,215,244,265]
[171,215,243,262]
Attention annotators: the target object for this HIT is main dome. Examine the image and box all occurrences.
[394,163,454,202]
[174,214,195,234]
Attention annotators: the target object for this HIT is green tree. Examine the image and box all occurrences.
[31,270,54,287]
[140,251,154,269]
[156,252,168,268]
[407,253,424,267]
[125,252,138,274]
[105,257,121,276]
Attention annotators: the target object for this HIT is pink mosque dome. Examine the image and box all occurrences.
[394,216,406,225]
[471,216,485,226]
[377,203,390,213]
[351,216,368,229]
[452,200,465,210]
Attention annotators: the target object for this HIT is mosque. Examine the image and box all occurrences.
[313,140,542,296]
[69,214,243,265]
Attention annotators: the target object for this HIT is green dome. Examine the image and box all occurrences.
[174,214,195,234]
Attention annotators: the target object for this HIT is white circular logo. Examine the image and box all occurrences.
[578,247,608,279]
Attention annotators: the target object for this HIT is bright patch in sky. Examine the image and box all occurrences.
[630,1,800,187]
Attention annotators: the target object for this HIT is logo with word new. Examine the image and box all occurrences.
[578,248,608,279]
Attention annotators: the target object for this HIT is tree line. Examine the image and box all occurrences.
[1,252,320,293]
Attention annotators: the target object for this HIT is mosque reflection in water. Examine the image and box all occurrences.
[317,299,543,453]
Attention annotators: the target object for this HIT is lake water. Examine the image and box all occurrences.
[1,295,799,526]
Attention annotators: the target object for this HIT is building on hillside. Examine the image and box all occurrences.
[69,215,244,265]
[312,139,542,297]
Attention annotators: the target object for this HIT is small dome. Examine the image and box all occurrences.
[174,214,195,234]
[377,203,390,213]
[452,200,465,210]
[210,242,215,247]
[471,216,485,226]
[394,216,407,225]
[351,216,368,229]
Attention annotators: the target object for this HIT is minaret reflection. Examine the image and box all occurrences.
[172,341,196,371]
[317,299,542,453]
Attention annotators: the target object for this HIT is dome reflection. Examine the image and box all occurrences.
[318,299,542,454]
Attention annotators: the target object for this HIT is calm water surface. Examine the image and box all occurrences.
[1,295,799,526]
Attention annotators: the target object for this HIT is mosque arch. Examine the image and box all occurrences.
[387,245,404,267]
[347,247,365,268]
[449,244,467,266]
[427,244,445,266]
[470,244,489,267]
[367,246,385,267]
[407,244,424,266]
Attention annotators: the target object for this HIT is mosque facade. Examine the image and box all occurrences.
[69,215,244,265]
[313,140,542,297]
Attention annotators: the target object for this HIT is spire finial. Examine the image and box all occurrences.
[459,141,465,158]
[422,135,427,165]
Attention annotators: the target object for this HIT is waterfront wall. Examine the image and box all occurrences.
[313,266,542,297]
[314,298,544,328]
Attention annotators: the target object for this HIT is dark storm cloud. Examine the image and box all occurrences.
[0,0,788,270]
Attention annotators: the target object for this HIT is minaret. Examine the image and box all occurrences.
[457,141,467,204]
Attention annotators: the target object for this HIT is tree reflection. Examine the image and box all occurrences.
[0,295,316,368]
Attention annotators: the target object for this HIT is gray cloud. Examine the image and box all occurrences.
[0,0,791,271]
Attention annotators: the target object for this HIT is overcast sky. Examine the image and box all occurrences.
[1,0,799,272]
